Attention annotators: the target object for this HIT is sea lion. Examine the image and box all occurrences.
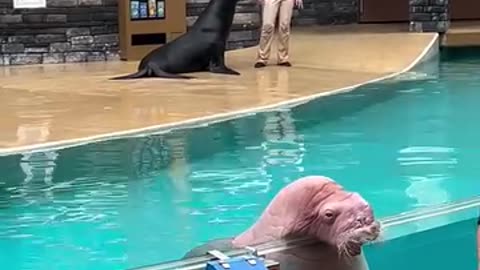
[183,176,381,270]
[111,0,241,80]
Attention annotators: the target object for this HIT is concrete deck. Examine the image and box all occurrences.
[442,21,480,47]
[0,25,437,154]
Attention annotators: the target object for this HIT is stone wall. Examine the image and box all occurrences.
[0,0,262,66]
[189,0,360,49]
[0,0,119,65]
[0,0,358,66]
[293,0,359,26]
[409,0,449,33]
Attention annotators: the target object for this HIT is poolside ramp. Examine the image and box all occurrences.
[0,25,438,154]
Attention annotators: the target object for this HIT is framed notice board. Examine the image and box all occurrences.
[118,0,187,61]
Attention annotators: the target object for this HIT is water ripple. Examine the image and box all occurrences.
[1,58,480,270]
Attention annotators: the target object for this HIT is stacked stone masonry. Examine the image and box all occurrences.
[0,0,358,66]
[292,0,358,26]
[0,0,120,65]
[409,0,449,33]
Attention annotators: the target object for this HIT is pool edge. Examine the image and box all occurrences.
[0,33,440,156]
[129,194,478,270]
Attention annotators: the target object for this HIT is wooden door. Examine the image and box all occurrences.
[359,0,409,22]
[450,0,480,20]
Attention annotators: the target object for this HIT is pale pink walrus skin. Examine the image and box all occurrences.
[183,176,381,270]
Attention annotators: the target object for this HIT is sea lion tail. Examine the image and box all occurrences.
[109,68,149,80]
[150,64,195,79]
[109,64,195,80]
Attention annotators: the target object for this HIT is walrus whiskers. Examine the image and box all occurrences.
[183,176,381,270]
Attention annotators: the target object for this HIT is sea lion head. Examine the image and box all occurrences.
[290,178,381,257]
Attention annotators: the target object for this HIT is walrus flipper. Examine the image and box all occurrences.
[182,238,234,259]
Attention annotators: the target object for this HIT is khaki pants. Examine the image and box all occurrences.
[256,0,294,64]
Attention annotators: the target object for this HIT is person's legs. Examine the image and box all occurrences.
[276,0,294,66]
[255,0,281,68]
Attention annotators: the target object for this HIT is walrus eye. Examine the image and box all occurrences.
[324,210,335,219]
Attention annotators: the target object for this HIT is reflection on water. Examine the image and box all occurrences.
[1,55,480,269]
[0,106,308,270]
[20,151,58,184]
[398,76,452,229]
[261,110,305,188]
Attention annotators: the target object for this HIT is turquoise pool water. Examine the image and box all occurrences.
[1,50,480,270]
[366,216,478,270]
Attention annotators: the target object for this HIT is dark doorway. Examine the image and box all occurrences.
[450,0,480,20]
[359,0,409,23]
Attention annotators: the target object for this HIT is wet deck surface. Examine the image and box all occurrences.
[0,25,436,152]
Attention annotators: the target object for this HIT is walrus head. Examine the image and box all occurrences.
[289,179,381,257]
[232,176,381,258]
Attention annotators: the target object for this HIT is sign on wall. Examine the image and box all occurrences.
[13,0,46,8]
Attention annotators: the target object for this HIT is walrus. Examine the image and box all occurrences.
[183,176,381,270]
[111,0,241,80]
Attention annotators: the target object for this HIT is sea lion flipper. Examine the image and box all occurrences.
[149,63,195,79]
[208,43,240,76]
[209,64,240,75]
[208,54,240,76]
[109,68,149,80]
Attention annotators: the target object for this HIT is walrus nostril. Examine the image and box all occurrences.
[365,216,372,224]
[368,223,381,239]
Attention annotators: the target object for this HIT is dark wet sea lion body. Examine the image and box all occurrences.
[111,0,241,80]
